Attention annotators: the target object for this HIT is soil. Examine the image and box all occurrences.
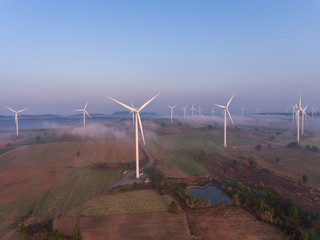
[187,205,285,240]
[53,212,191,240]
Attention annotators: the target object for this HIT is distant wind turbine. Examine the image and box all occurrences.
[214,93,235,147]
[74,102,91,128]
[107,93,160,179]
[295,94,307,142]
[241,107,245,117]
[301,105,308,135]
[168,105,176,124]
[190,104,196,117]
[198,105,202,116]
[292,104,298,122]
[5,106,29,136]
[256,107,260,116]
[211,107,215,117]
[181,105,187,121]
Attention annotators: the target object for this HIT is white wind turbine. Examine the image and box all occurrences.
[256,107,260,116]
[5,106,29,136]
[295,94,307,142]
[107,93,159,179]
[214,93,235,147]
[291,104,298,122]
[311,106,317,118]
[74,102,91,128]
[190,104,196,117]
[301,105,308,135]
[168,105,176,124]
[198,105,202,116]
[181,105,187,121]
[241,107,245,117]
[211,107,215,117]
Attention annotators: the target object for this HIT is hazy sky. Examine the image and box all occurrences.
[1,1,319,115]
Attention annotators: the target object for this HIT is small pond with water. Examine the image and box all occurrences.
[189,185,233,205]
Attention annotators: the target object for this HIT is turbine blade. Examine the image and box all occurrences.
[107,96,135,112]
[74,109,83,112]
[84,102,88,109]
[5,106,16,113]
[138,93,160,112]
[137,113,145,145]
[17,108,28,113]
[85,110,91,118]
[214,104,226,109]
[227,93,235,107]
[227,109,234,126]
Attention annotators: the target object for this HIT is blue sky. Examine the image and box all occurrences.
[0,1,319,115]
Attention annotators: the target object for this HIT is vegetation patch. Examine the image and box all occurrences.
[66,189,174,216]
[32,168,122,219]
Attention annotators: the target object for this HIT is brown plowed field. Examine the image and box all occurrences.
[53,212,191,240]
[187,206,285,240]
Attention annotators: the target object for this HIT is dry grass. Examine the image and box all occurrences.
[66,189,175,216]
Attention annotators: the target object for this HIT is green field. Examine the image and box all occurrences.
[66,189,174,216]
[148,133,260,177]
[242,145,320,188]
[32,168,122,219]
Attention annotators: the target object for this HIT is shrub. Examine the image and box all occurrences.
[302,175,309,183]
[285,197,299,218]
[133,182,142,189]
[311,146,319,152]
[275,158,280,164]
[6,142,12,147]
[168,201,178,213]
[249,159,258,168]
[254,144,262,151]
[72,224,81,240]
[288,142,299,149]
[159,187,165,195]
[19,224,29,240]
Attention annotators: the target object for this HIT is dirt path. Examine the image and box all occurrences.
[106,144,155,190]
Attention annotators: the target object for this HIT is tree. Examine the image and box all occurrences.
[168,201,178,213]
[254,144,262,151]
[73,224,81,240]
[302,175,309,184]
[19,224,29,240]
[275,158,280,164]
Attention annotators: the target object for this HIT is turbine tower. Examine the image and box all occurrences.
[214,93,235,147]
[241,107,245,117]
[74,102,91,128]
[168,105,176,124]
[190,104,196,117]
[107,93,159,178]
[5,106,28,136]
[181,105,187,121]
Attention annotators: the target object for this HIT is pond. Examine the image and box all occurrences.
[189,185,233,205]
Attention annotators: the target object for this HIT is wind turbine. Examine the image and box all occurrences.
[295,94,307,141]
[301,105,308,135]
[291,104,298,122]
[107,93,159,178]
[190,104,196,117]
[198,105,202,116]
[5,106,28,136]
[241,107,245,117]
[181,105,187,121]
[214,93,235,147]
[168,105,176,124]
[74,102,91,128]
[211,107,215,117]
[256,107,260,116]
[311,106,317,118]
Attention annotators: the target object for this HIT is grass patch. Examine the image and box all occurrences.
[66,189,174,216]
[32,168,122,219]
